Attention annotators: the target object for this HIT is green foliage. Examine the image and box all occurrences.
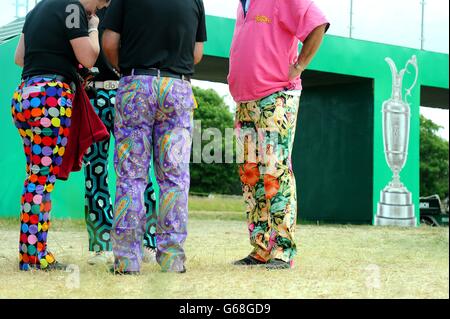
[420,115,449,199]
[190,87,242,195]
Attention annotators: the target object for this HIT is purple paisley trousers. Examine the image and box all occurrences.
[112,75,194,273]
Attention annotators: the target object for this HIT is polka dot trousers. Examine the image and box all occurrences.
[11,76,73,271]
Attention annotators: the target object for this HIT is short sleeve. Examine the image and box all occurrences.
[103,0,125,34]
[196,0,207,42]
[65,1,89,40]
[277,0,330,43]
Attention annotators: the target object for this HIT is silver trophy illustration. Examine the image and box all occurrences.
[375,55,419,227]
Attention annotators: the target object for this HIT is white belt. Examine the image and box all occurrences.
[90,81,120,90]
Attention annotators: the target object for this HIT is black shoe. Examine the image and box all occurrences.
[233,255,266,266]
[41,261,69,272]
[161,264,186,274]
[265,259,291,270]
[109,267,140,276]
[164,266,186,274]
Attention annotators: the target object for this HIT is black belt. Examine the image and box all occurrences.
[122,68,191,82]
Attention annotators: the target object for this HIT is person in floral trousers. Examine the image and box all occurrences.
[228,0,330,269]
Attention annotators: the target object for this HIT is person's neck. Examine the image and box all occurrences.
[78,0,91,16]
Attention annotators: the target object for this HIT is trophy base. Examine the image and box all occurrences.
[375,188,416,227]
[374,214,416,227]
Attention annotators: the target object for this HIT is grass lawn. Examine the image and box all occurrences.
[0,197,448,299]
[188,195,246,216]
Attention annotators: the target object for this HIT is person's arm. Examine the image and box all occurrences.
[194,42,204,65]
[14,34,25,67]
[288,23,327,80]
[70,15,100,69]
[193,0,207,65]
[277,0,329,80]
[101,0,124,70]
[102,29,121,70]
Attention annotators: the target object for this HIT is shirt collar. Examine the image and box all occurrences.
[240,0,249,15]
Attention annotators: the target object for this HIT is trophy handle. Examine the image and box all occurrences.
[385,57,400,89]
[404,55,419,102]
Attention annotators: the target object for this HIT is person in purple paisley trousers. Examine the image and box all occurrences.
[102,0,207,274]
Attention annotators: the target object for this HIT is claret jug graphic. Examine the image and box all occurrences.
[375,55,419,227]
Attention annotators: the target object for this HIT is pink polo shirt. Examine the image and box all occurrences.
[228,0,329,102]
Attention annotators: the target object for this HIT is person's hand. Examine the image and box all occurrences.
[88,15,100,30]
[288,63,303,81]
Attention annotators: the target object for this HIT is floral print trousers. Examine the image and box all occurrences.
[112,75,194,273]
[235,90,300,266]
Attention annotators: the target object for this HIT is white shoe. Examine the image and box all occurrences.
[87,251,114,265]
[142,247,157,264]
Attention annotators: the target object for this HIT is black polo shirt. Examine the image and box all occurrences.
[94,6,119,81]
[22,0,89,82]
[103,0,207,76]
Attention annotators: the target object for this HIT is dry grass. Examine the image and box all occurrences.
[0,212,448,299]
[188,195,246,215]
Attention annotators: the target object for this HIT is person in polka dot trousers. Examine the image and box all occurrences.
[13,78,75,271]
[12,0,108,271]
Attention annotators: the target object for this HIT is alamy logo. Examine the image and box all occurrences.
[66,4,81,29]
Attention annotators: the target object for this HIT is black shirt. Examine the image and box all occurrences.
[22,0,89,82]
[94,6,119,81]
[103,0,207,76]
